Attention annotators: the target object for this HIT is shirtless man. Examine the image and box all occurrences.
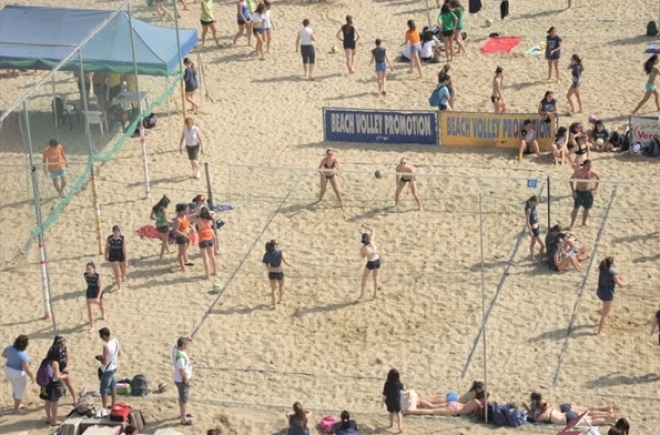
[394,158,422,210]
[569,159,600,227]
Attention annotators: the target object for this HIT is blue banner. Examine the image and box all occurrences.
[323,108,438,145]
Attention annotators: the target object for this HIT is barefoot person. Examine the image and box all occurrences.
[233,0,252,46]
[2,335,35,414]
[566,54,584,113]
[538,90,559,124]
[596,257,632,336]
[183,58,199,112]
[403,20,423,77]
[491,66,506,113]
[42,139,68,198]
[438,4,457,63]
[317,149,343,206]
[295,19,317,80]
[518,119,540,160]
[84,262,105,331]
[632,54,660,114]
[180,117,204,179]
[263,239,295,309]
[552,126,569,165]
[569,159,600,227]
[263,1,275,53]
[525,195,545,262]
[359,224,380,300]
[195,208,218,280]
[394,158,422,210]
[369,39,393,96]
[105,225,127,292]
[173,203,194,272]
[40,346,68,426]
[545,27,562,82]
[337,15,360,74]
[151,196,172,259]
[200,0,221,47]
[251,3,267,60]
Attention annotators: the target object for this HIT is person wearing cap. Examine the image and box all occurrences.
[172,337,193,426]
[96,328,120,409]
[42,139,68,198]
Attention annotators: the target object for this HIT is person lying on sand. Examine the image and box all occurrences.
[415,380,486,409]
[404,396,488,417]
[526,392,619,426]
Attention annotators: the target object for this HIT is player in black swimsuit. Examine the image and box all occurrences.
[84,262,105,330]
[317,149,343,207]
[105,225,127,292]
[570,133,590,168]
[394,158,422,210]
[336,15,360,74]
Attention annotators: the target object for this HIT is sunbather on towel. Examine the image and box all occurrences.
[416,381,485,408]
[527,392,618,425]
[404,397,487,417]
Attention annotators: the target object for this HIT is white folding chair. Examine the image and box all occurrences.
[86,111,105,135]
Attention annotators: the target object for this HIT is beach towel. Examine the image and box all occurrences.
[213,203,236,212]
[645,43,660,54]
[136,225,162,240]
[480,36,522,54]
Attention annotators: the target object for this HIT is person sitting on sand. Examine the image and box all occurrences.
[527,392,619,426]
[545,226,588,266]
[538,91,559,124]
[552,235,584,273]
[518,119,540,160]
[526,392,613,420]
[286,402,312,435]
[551,126,569,165]
[610,417,630,435]
[333,410,358,435]
[394,158,422,210]
[569,133,590,168]
[589,120,613,152]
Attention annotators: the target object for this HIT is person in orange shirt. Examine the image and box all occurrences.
[402,20,423,78]
[173,203,194,273]
[194,208,217,280]
[42,140,67,198]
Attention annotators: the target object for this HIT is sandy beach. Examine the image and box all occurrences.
[1,0,659,434]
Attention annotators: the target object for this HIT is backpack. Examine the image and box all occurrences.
[428,85,446,108]
[490,403,509,426]
[131,374,149,396]
[142,113,157,129]
[110,402,132,422]
[319,415,337,434]
[644,138,660,157]
[36,359,51,387]
[500,0,509,20]
[76,395,96,417]
[490,403,524,427]
[647,21,659,37]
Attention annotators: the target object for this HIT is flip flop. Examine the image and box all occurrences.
[180,419,193,426]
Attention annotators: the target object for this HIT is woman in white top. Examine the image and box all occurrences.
[295,19,316,80]
[359,224,380,300]
[179,117,205,179]
[263,0,275,53]
[552,126,568,165]
[251,3,267,60]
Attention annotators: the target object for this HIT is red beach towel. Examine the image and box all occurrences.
[480,36,522,54]
[136,225,161,240]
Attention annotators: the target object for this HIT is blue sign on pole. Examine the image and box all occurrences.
[323,108,438,145]
[527,178,538,189]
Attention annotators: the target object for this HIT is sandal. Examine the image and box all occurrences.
[180,419,193,426]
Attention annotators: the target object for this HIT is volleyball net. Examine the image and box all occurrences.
[216,163,660,406]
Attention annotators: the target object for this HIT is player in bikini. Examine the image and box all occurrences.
[394,158,422,210]
[569,159,600,228]
[317,149,343,206]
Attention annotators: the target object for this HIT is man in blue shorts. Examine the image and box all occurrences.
[42,139,68,198]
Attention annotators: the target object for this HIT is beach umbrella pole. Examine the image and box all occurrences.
[425,0,433,29]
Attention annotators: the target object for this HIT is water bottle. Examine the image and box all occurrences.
[121,81,127,92]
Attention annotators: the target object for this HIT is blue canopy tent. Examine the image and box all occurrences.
[0,5,198,76]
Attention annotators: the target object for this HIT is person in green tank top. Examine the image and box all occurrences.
[150,196,172,259]
[438,4,457,62]
[201,0,221,47]
[449,0,467,55]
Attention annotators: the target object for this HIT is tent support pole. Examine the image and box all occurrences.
[51,75,58,129]
[78,51,92,140]
[173,4,187,120]
[23,101,57,331]
[127,0,150,199]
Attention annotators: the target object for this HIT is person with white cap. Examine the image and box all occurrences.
[172,337,193,426]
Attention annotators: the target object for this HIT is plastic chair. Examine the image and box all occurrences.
[52,96,82,130]
[86,111,105,136]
